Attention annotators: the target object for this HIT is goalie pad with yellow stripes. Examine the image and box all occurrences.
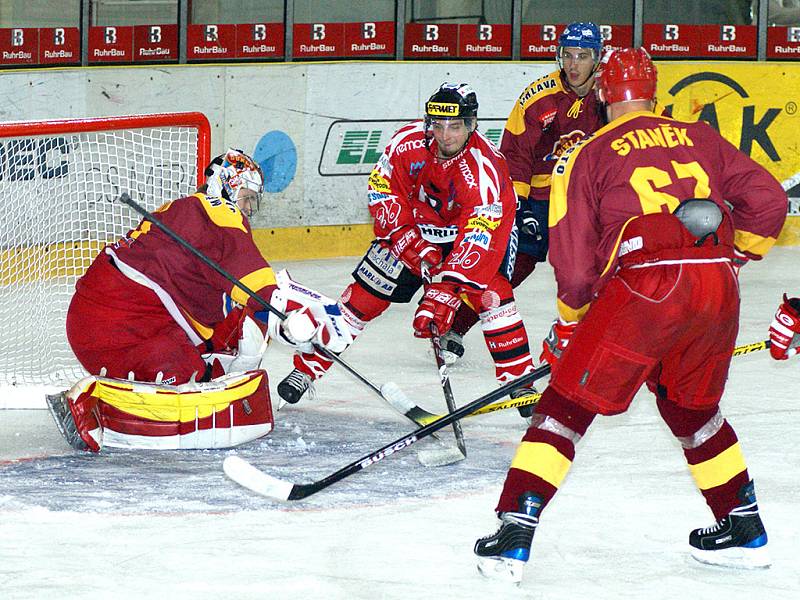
[60,369,273,451]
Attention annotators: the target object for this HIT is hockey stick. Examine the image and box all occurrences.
[403,338,774,424]
[421,263,467,457]
[223,363,551,500]
[117,192,462,463]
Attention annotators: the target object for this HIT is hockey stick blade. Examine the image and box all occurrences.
[223,455,294,500]
[223,364,550,501]
[380,381,465,465]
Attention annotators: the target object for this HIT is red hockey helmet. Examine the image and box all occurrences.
[596,47,657,105]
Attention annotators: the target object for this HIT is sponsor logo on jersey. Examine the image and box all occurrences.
[396,138,426,154]
[539,108,558,128]
[463,229,492,250]
[459,158,477,189]
[409,160,426,177]
[474,203,503,218]
[426,101,459,116]
[467,215,500,231]
[368,170,391,192]
[356,262,397,294]
[367,191,390,205]
[544,129,588,161]
[378,154,392,174]
[418,224,459,242]
[618,235,643,257]
[518,75,558,106]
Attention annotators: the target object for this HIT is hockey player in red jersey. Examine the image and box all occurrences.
[474,48,788,582]
[441,23,606,376]
[49,149,350,452]
[277,82,535,406]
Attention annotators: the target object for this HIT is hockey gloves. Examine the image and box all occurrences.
[413,282,462,338]
[769,294,800,360]
[389,225,443,276]
[540,318,578,369]
[732,248,750,276]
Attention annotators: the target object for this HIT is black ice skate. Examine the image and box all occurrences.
[46,391,89,451]
[689,480,770,569]
[474,493,542,584]
[509,385,538,419]
[439,330,465,366]
[277,369,313,404]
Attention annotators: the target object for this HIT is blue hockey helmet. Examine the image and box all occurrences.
[557,22,603,68]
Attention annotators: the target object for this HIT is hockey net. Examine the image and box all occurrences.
[0,112,210,395]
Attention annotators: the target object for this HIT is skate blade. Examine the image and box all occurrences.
[691,545,771,569]
[476,556,525,584]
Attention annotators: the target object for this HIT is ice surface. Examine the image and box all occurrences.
[1,250,799,599]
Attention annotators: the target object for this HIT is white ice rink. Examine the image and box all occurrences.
[1,250,798,599]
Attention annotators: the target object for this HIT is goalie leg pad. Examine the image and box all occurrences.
[75,370,273,450]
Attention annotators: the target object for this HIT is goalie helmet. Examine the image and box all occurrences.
[595,47,657,105]
[204,148,264,216]
[556,22,603,68]
[424,82,479,131]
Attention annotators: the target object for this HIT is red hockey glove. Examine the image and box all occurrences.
[732,248,749,277]
[413,282,462,338]
[769,294,800,360]
[540,318,578,369]
[389,226,443,276]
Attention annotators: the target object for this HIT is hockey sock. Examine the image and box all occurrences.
[657,397,750,519]
[496,387,595,514]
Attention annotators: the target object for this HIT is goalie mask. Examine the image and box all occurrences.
[595,47,657,106]
[204,148,264,217]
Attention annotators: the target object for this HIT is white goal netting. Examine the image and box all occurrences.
[0,113,209,390]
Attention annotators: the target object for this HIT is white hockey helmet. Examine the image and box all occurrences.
[204,148,264,216]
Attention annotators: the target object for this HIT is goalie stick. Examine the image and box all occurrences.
[401,338,773,424]
[223,363,551,501]
[117,193,463,465]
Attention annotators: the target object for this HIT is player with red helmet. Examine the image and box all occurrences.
[474,48,787,582]
[439,23,607,393]
[276,82,535,407]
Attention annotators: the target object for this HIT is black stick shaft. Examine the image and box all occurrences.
[118,193,402,402]
[287,363,550,499]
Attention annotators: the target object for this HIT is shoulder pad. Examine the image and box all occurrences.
[517,71,563,108]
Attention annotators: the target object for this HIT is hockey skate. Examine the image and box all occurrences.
[689,480,770,569]
[510,385,538,419]
[474,493,542,584]
[46,391,89,451]
[277,368,313,404]
[439,330,465,366]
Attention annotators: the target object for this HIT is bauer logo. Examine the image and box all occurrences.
[319,119,506,176]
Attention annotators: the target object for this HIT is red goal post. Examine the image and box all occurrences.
[0,112,211,390]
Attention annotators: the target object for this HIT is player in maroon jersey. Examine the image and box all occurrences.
[277,82,535,406]
[49,149,348,452]
[474,48,787,582]
[441,23,606,376]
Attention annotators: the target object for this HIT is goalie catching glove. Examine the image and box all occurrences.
[540,318,578,369]
[413,282,462,338]
[769,294,800,360]
[389,225,443,276]
[266,269,353,354]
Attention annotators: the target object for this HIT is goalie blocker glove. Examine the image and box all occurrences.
[768,294,800,360]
